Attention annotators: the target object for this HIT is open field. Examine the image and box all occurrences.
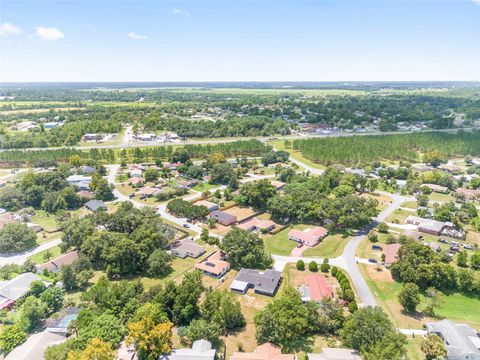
[0,107,82,115]
[31,210,61,232]
[302,232,351,258]
[269,140,326,170]
[165,88,367,96]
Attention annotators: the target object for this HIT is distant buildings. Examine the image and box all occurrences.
[299,274,334,302]
[166,339,216,360]
[384,243,401,268]
[426,320,480,360]
[85,199,107,212]
[171,239,206,259]
[210,210,237,226]
[456,188,480,201]
[66,175,91,190]
[405,215,464,239]
[230,268,282,296]
[195,251,230,278]
[0,272,50,310]
[35,250,79,273]
[288,227,328,247]
[237,217,275,233]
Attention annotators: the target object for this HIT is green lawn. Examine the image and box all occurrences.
[31,210,60,232]
[400,201,418,210]
[28,245,62,264]
[263,225,302,256]
[405,337,424,360]
[192,182,218,192]
[302,232,351,258]
[428,192,455,204]
[385,208,412,223]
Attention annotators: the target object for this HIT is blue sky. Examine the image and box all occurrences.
[1,0,479,82]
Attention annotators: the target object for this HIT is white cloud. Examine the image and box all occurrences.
[127,32,147,40]
[471,0,480,4]
[0,22,22,36]
[172,8,191,16]
[35,26,64,41]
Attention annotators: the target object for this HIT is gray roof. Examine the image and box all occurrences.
[81,165,97,174]
[171,240,205,258]
[85,199,106,212]
[164,340,216,360]
[0,272,46,301]
[233,268,282,296]
[211,210,236,224]
[426,320,480,359]
[5,330,66,360]
[308,348,362,360]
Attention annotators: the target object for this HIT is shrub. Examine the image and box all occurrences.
[343,289,355,302]
[331,266,338,277]
[348,301,358,313]
[320,263,330,273]
[296,260,305,271]
[377,222,389,234]
[368,231,378,243]
[308,261,318,272]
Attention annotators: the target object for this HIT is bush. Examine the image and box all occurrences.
[331,266,338,277]
[320,263,330,273]
[343,289,355,302]
[377,222,389,234]
[386,234,397,244]
[368,231,378,243]
[308,261,318,272]
[296,260,305,271]
[348,301,358,313]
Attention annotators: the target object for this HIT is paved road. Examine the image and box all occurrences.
[5,127,476,152]
[0,238,62,266]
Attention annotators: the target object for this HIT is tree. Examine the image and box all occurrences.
[147,250,172,278]
[30,280,47,297]
[76,313,124,349]
[201,290,245,332]
[424,150,445,167]
[0,223,37,255]
[421,334,447,360]
[341,307,406,356]
[377,222,389,234]
[171,271,204,325]
[457,251,468,267]
[180,319,223,347]
[127,317,173,360]
[417,194,429,207]
[255,287,319,351]
[93,177,114,201]
[398,283,420,313]
[470,251,480,270]
[220,227,272,269]
[368,231,378,243]
[40,286,65,314]
[144,169,160,182]
[210,163,236,185]
[0,325,27,353]
[61,217,95,251]
[422,287,444,317]
[308,261,318,272]
[68,338,116,360]
[239,180,277,209]
[296,260,305,271]
[18,296,46,332]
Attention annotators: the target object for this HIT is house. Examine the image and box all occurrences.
[165,339,216,360]
[130,169,143,178]
[43,121,63,129]
[308,348,362,360]
[237,217,275,233]
[80,165,96,174]
[0,272,50,310]
[130,164,145,171]
[288,227,328,247]
[138,186,161,197]
[439,163,461,173]
[27,223,42,233]
[231,343,294,360]
[5,330,66,360]
[299,274,334,302]
[129,177,145,186]
[230,268,282,296]
[270,180,286,190]
[36,250,79,273]
[83,133,102,141]
[195,251,230,278]
[423,183,449,194]
[77,190,94,200]
[426,320,480,360]
[178,179,200,188]
[85,199,107,212]
[45,307,81,335]
[456,188,480,201]
[405,215,446,236]
[67,175,92,189]
[171,240,206,259]
[194,200,219,212]
[210,210,237,226]
[384,243,401,267]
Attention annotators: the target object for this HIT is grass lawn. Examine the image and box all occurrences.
[263,225,310,256]
[405,336,424,360]
[193,182,218,192]
[385,208,412,223]
[302,232,351,258]
[28,245,62,264]
[269,140,326,171]
[428,192,455,204]
[400,201,418,209]
[37,231,61,245]
[31,210,60,232]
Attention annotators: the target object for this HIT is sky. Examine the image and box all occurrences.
[0,0,479,82]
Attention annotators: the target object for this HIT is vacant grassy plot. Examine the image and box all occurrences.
[192,182,218,192]
[360,192,393,212]
[302,232,351,258]
[428,192,455,204]
[28,245,62,264]
[32,210,60,232]
[400,201,418,209]
[385,208,412,223]
[405,336,424,360]
[225,206,257,222]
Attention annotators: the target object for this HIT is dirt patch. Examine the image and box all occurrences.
[225,206,257,222]
[364,264,394,282]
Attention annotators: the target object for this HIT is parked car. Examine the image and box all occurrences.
[368,258,378,263]
[183,223,190,228]
[438,238,449,244]
[463,244,475,250]
[372,245,383,251]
